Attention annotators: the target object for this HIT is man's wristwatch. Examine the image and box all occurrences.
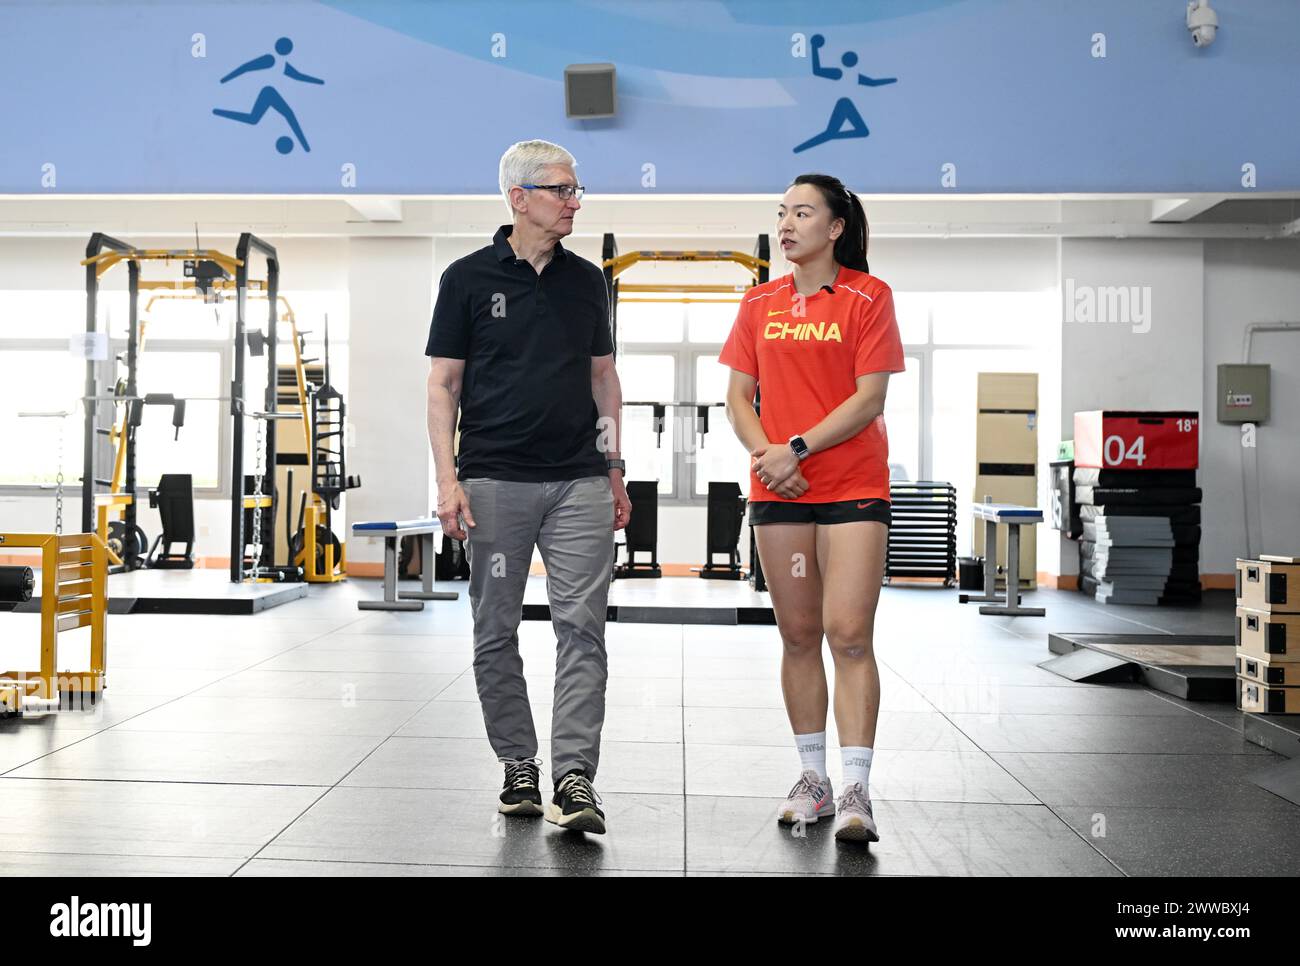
[606,458,627,475]
[788,435,810,462]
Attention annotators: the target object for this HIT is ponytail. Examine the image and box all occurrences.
[791,173,870,275]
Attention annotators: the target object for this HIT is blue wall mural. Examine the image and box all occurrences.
[1,0,1295,194]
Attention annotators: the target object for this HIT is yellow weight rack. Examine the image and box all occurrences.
[0,532,108,717]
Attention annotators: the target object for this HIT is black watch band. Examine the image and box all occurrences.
[605,459,627,474]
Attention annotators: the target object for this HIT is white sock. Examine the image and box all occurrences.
[841,746,874,790]
[794,732,827,780]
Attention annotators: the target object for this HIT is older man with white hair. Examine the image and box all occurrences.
[425,140,631,835]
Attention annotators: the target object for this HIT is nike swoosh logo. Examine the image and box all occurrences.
[767,309,789,317]
[857,502,874,509]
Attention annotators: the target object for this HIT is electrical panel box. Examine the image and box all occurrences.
[1217,364,1270,424]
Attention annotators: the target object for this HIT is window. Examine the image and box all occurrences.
[139,296,231,341]
[0,291,86,339]
[616,352,675,495]
[891,292,931,344]
[692,353,748,496]
[883,358,921,481]
[931,291,1053,345]
[615,301,684,343]
[686,301,737,344]
[0,350,85,485]
[616,298,743,503]
[134,349,224,488]
[0,287,348,498]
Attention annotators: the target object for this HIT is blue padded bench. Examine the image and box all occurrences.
[958,501,1046,617]
[351,518,459,611]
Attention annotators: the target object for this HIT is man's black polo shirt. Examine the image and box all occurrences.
[425,225,614,482]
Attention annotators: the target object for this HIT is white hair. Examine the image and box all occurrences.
[498,140,578,215]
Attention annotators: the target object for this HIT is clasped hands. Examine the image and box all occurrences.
[751,441,809,499]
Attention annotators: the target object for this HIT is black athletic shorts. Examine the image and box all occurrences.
[749,498,891,526]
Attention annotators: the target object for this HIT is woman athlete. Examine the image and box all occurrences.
[720,173,904,843]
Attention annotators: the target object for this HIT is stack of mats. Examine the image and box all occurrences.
[1075,467,1202,605]
[886,481,957,586]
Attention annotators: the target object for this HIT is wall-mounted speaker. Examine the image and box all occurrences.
[565,63,617,119]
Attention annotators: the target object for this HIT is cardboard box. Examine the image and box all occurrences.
[1237,676,1300,714]
[977,373,1037,412]
[1236,607,1300,661]
[1236,652,1298,687]
[1236,558,1300,614]
[973,473,1036,508]
[972,475,1037,585]
[1073,411,1199,470]
[976,412,1037,465]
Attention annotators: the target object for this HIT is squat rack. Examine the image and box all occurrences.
[600,234,770,351]
[599,233,772,590]
[79,232,282,583]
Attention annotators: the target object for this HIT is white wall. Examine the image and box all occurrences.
[1203,240,1300,570]
[1054,239,1206,576]
[346,238,435,564]
[873,238,1059,291]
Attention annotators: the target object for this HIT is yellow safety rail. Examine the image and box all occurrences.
[602,249,766,305]
[602,250,768,278]
[0,532,108,716]
[80,248,243,279]
[619,297,742,304]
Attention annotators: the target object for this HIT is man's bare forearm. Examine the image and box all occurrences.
[427,381,460,487]
[592,372,622,462]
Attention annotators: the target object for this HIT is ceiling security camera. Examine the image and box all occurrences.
[1187,0,1218,48]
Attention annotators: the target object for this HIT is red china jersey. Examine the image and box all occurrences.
[718,267,905,504]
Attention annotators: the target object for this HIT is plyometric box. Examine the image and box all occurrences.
[1237,652,1299,687]
[1237,557,1300,614]
[1236,607,1300,661]
[1073,411,1199,470]
[1238,677,1300,714]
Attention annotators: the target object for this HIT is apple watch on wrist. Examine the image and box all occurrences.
[788,434,810,462]
[606,458,627,475]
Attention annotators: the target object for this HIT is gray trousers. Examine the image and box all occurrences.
[461,476,614,782]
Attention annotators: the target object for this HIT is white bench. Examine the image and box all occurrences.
[958,502,1046,617]
[351,518,460,611]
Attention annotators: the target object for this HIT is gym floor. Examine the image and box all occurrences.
[1,579,1297,877]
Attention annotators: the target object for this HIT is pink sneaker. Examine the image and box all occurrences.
[777,769,835,825]
[833,782,879,843]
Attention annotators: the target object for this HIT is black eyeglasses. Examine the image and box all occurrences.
[520,183,585,200]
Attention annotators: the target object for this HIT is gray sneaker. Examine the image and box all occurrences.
[833,782,879,843]
[777,769,835,825]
